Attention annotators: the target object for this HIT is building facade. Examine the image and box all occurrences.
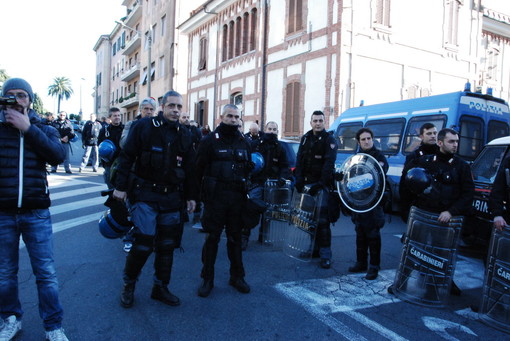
[180,0,510,137]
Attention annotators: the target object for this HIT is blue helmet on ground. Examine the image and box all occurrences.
[98,209,132,239]
[251,152,264,174]
[98,139,116,162]
[405,167,432,195]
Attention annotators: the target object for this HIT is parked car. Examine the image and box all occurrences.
[463,136,510,257]
[70,119,81,133]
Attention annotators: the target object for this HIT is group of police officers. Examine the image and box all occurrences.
[100,90,509,310]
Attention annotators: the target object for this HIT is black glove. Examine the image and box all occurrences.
[295,182,304,193]
[277,178,287,187]
[334,171,344,182]
[308,183,323,196]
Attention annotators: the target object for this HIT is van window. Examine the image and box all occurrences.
[459,116,484,160]
[488,120,509,143]
[335,122,363,153]
[365,118,405,154]
[403,115,446,155]
[471,145,506,182]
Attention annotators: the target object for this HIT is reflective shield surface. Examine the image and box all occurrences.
[261,179,292,249]
[336,153,386,213]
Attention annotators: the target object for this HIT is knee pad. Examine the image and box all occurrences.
[132,233,154,255]
[155,224,180,252]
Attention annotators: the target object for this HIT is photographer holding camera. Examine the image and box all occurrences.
[0,78,69,340]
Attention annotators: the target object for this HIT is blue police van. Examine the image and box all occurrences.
[329,84,510,211]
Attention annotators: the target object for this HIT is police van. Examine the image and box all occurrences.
[329,84,510,211]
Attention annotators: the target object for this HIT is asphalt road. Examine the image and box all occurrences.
[11,136,510,340]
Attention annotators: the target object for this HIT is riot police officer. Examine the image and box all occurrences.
[391,128,474,295]
[348,128,388,280]
[113,90,197,308]
[196,104,252,297]
[489,156,510,231]
[241,121,291,250]
[294,110,337,269]
[400,123,439,220]
[98,107,124,189]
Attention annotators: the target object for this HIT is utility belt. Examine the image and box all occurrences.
[134,180,182,194]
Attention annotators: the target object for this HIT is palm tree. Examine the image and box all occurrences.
[0,69,9,91]
[48,77,73,113]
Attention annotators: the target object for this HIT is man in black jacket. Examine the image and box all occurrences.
[489,157,510,231]
[0,78,69,340]
[79,113,102,172]
[50,111,75,174]
[98,107,124,189]
[113,90,197,308]
[348,128,388,280]
[195,104,252,297]
[294,111,337,269]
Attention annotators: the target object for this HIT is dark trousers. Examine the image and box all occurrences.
[201,189,245,280]
[355,224,381,269]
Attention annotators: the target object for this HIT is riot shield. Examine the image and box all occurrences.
[391,206,463,307]
[261,179,292,249]
[336,153,386,213]
[480,227,510,333]
[283,187,323,262]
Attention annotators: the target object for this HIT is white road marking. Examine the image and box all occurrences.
[422,316,477,341]
[50,197,105,216]
[50,185,106,200]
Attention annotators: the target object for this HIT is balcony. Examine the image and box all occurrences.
[122,33,141,56]
[124,1,141,28]
[119,93,139,108]
[120,63,140,82]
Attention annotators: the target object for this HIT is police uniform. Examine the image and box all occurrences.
[489,157,510,223]
[196,122,253,296]
[350,146,388,278]
[399,143,439,220]
[241,133,291,247]
[115,113,197,307]
[294,129,337,265]
[98,122,124,189]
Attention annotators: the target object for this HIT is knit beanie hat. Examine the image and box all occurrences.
[2,78,34,102]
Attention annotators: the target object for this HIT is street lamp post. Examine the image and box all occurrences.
[115,21,152,97]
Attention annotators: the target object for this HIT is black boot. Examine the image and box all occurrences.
[229,277,250,294]
[120,283,135,308]
[198,279,214,297]
[348,262,367,273]
[151,285,181,306]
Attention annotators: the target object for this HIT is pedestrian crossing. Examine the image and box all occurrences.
[48,174,108,234]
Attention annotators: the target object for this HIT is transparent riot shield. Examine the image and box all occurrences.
[336,153,386,213]
[392,206,463,307]
[283,187,323,262]
[480,227,510,333]
[261,179,292,249]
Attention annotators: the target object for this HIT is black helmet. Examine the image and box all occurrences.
[405,167,432,195]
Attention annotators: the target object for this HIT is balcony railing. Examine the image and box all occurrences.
[122,33,141,56]
[119,93,139,108]
[120,63,140,82]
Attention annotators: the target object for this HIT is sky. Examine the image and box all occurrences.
[2,0,125,118]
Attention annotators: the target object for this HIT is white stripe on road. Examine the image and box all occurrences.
[48,177,100,189]
[51,185,106,200]
[52,212,103,233]
[50,197,105,216]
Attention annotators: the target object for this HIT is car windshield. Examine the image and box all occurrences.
[471,145,507,182]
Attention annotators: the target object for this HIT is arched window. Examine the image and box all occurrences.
[285,81,301,135]
[250,8,257,51]
[242,12,249,54]
[235,17,242,57]
[228,21,235,59]
[222,24,228,62]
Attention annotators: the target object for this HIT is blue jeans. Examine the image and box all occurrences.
[0,209,64,331]
[51,143,71,172]
[80,145,98,169]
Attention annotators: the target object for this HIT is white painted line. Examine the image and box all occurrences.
[52,212,102,233]
[51,185,106,200]
[50,197,105,216]
[275,270,407,340]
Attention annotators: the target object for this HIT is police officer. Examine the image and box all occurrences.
[399,123,439,220]
[294,110,337,269]
[113,90,197,308]
[392,128,474,295]
[179,112,202,151]
[241,121,291,250]
[50,111,75,174]
[98,107,124,189]
[348,128,388,280]
[244,122,264,146]
[489,156,510,232]
[196,104,252,297]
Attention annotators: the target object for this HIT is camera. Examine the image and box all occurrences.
[0,96,17,106]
